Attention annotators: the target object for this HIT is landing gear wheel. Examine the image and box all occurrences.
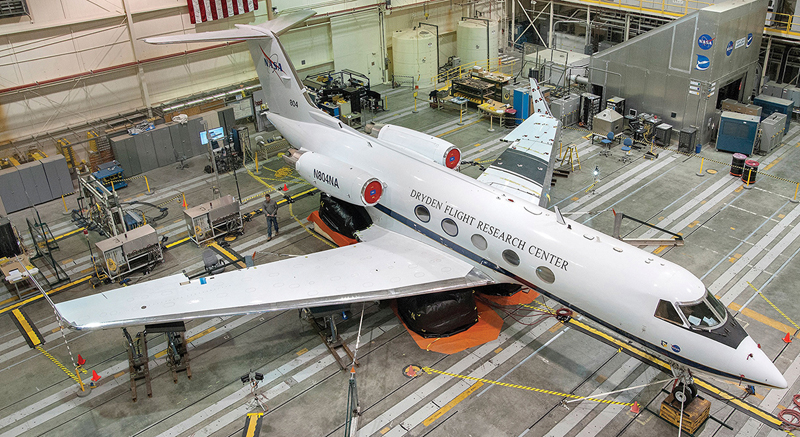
[673,382,697,405]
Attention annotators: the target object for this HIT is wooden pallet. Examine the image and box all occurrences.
[659,394,711,434]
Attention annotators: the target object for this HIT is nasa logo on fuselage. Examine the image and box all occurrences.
[313,169,339,188]
[671,344,681,353]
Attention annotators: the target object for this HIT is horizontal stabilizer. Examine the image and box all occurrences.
[144,10,315,44]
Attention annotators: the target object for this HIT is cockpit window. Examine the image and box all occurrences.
[678,290,727,329]
[655,300,684,326]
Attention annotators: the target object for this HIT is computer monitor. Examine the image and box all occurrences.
[628,108,638,117]
[200,127,226,148]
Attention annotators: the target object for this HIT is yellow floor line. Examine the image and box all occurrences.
[154,327,217,359]
[435,119,481,138]
[728,302,795,334]
[423,381,484,426]
[0,275,92,316]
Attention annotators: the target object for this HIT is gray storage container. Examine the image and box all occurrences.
[134,131,159,173]
[0,167,29,213]
[40,155,73,198]
[16,161,52,205]
[151,125,176,167]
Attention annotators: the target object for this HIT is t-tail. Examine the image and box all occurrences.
[144,10,317,123]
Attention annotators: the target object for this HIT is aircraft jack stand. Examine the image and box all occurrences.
[302,307,359,370]
[123,328,152,401]
[656,393,712,435]
[146,322,192,383]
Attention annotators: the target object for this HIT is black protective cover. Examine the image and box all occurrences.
[397,290,478,338]
[474,283,524,296]
[318,194,372,239]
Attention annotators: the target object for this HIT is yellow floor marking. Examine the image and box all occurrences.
[572,196,580,201]
[762,157,782,172]
[0,275,92,316]
[165,236,191,249]
[0,296,17,306]
[80,267,94,274]
[423,381,484,426]
[548,323,562,333]
[296,348,309,356]
[731,227,736,231]
[658,216,664,221]
[693,378,784,428]
[735,185,744,193]
[155,327,216,359]
[701,200,707,204]
[13,309,41,346]
[687,220,700,228]
[435,119,481,137]
[51,327,63,333]
[494,347,503,353]
[718,379,766,401]
[677,232,683,236]
[61,258,73,265]
[733,253,742,259]
[779,214,786,219]
[595,375,607,384]
[114,371,126,378]
[728,302,795,334]
[652,245,668,255]
[380,427,391,435]
[473,143,481,147]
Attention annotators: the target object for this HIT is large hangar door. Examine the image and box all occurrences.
[330,10,384,84]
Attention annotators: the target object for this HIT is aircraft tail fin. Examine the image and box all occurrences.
[144,10,317,123]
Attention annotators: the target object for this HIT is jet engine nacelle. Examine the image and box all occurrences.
[374,124,461,169]
[286,149,383,206]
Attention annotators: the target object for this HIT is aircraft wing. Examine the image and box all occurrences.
[476,113,561,207]
[54,227,493,330]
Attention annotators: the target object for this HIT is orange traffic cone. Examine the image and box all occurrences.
[784,333,793,343]
[283,183,288,191]
[91,370,101,382]
[630,401,640,414]
[77,354,86,366]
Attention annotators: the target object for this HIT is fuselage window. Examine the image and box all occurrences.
[679,296,725,329]
[654,300,684,326]
[471,234,487,250]
[415,205,431,223]
[441,218,458,236]
[502,249,520,266]
[536,266,555,283]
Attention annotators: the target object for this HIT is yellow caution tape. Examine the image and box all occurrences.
[36,346,83,385]
[422,366,633,406]
[747,281,800,331]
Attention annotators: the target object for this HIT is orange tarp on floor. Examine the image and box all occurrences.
[393,300,504,354]
[395,288,541,354]
[307,211,357,246]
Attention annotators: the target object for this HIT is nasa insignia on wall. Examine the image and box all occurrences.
[696,55,710,71]
[698,34,714,50]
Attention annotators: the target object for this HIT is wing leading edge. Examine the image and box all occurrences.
[55,227,493,330]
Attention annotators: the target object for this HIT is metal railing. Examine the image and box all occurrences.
[433,57,520,89]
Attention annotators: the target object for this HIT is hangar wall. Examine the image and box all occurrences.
[588,0,767,143]
[0,0,502,146]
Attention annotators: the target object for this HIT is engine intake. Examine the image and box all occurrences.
[285,150,383,206]
[374,124,461,169]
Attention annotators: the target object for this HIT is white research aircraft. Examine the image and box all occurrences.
[54,10,787,399]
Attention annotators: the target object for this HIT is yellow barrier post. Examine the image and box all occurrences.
[61,195,70,215]
[412,91,418,113]
[792,182,799,204]
[182,192,188,210]
[144,176,154,195]
[696,157,705,177]
[458,107,464,125]
[254,151,259,174]
[744,168,753,189]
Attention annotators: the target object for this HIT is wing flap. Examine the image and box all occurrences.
[55,227,492,329]
[477,114,561,207]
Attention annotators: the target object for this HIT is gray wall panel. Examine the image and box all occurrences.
[17,161,52,205]
[40,155,73,198]
[188,117,207,157]
[169,124,190,159]
[151,126,176,167]
[0,168,29,213]
[110,135,132,175]
[133,132,158,173]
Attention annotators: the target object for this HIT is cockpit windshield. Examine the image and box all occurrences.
[678,290,727,329]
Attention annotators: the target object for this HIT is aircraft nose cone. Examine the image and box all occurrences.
[738,337,787,389]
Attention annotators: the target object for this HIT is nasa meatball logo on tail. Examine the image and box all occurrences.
[260,46,284,74]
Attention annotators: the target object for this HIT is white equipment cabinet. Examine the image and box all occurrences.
[96,225,164,282]
[184,195,243,246]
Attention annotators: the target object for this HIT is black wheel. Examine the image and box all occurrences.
[673,382,697,405]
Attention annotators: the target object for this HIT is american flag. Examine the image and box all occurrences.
[187,0,258,24]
